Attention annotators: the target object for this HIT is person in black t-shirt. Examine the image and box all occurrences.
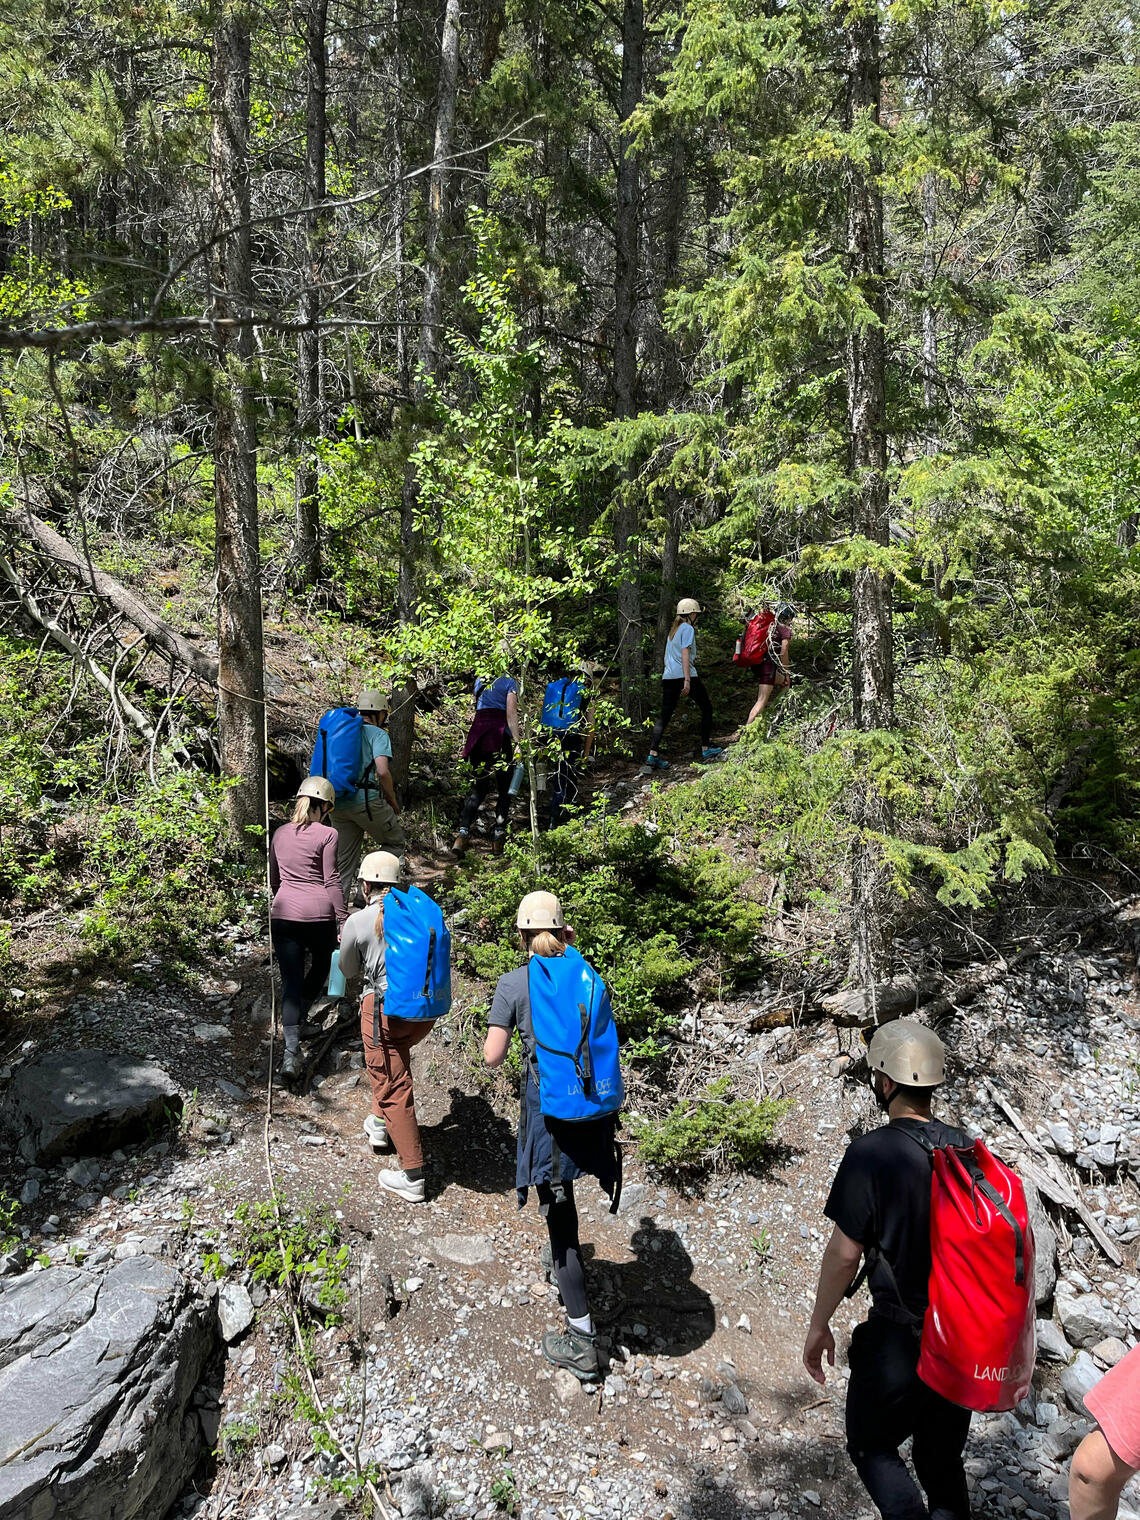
[802,1019,973,1520]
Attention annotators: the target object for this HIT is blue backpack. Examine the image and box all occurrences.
[310,708,364,800]
[526,947,624,1122]
[384,886,452,1021]
[540,678,584,732]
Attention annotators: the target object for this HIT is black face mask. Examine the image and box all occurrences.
[872,1074,894,1114]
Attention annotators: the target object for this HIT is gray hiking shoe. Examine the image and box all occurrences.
[541,1326,600,1382]
[281,1049,303,1082]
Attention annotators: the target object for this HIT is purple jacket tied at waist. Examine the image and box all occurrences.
[462,708,512,762]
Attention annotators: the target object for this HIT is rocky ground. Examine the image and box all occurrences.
[3,899,1140,1520]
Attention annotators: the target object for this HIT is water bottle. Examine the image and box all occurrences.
[734,637,743,660]
[508,763,526,797]
[327,949,346,998]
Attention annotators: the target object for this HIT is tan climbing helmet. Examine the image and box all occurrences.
[356,688,389,715]
[866,1018,946,1087]
[359,850,402,885]
[516,891,565,930]
[676,597,702,616]
[297,776,335,806]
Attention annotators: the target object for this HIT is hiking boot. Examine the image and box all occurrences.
[452,831,469,857]
[363,1115,392,1153]
[378,1166,425,1204]
[700,746,725,762]
[646,753,669,770]
[281,1048,303,1083]
[542,1326,600,1382]
[491,833,506,856]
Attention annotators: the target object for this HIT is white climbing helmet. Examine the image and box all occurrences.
[676,597,702,616]
[297,776,335,806]
[516,891,565,930]
[356,689,389,715]
[866,1018,945,1087]
[359,851,402,885]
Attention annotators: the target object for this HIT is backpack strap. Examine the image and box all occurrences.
[422,928,436,998]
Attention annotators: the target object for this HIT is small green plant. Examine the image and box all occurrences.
[490,1468,521,1516]
[632,1078,788,1178]
[227,1194,350,1321]
[0,1191,20,1253]
[216,1414,261,1462]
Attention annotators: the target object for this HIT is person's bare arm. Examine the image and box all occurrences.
[374,754,400,813]
[681,643,691,694]
[483,1026,511,1066]
[505,688,521,744]
[802,1224,863,1384]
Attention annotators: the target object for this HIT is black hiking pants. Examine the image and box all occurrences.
[458,753,513,838]
[649,676,713,753]
[539,1180,589,1320]
[846,1317,972,1520]
[549,734,582,829]
[271,918,338,1048]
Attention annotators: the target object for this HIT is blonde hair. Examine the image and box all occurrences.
[519,928,566,958]
[669,613,694,642]
[363,881,391,938]
[290,796,326,827]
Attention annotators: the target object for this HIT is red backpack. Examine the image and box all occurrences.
[733,610,775,666]
[850,1122,1036,1414]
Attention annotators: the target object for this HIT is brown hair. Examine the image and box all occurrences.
[519,927,566,958]
[290,796,326,827]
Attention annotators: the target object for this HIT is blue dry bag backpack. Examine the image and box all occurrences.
[539,678,584,733]
[310,708,364,800]
[384,886,452,1022]
[526,947,624,1122]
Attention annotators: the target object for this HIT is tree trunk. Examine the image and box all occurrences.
[613,0,645,725]
[292,0,328,588]
[210,3,266,843]
[389,0,461,793]
[844,0,893,984]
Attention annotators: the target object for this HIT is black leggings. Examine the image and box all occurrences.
[846,1318,972,1520]
[649,675,713,752]
[543,1183,588,1321]
[270,919,338,1043]
[458,752,514,837]
[549,734,582,829]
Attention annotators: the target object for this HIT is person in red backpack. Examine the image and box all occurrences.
[802,1020,973,1520]
[1070,1345,1140,1518]
[745,604,794,728]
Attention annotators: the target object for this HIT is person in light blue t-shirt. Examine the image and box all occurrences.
[329,689,408,899]
[646,599,723,769]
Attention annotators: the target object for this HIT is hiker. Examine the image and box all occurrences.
[337,850,435,1204]
[646,598,724,770]
[541,662,600,829]
[483,891,622,1381]
[324,690,407,901]
[745,604,795,727]
[802,1020,973,1520]
[1070,1344,1140,1518]
[268,777,346,1081]
[454,673,520,857]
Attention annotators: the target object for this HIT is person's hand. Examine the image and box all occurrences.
[682,680,691,696]
[802,1324,835,1386]
[391,801,401,816]
[565,924,577,946]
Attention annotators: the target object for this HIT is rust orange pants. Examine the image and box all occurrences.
[360,993,433,1171]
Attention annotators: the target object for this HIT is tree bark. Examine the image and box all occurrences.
[613,0,645,725]
[844,0,893,984]
[210,2,266,843]
[292,0,328,588]
[389,0,461,793]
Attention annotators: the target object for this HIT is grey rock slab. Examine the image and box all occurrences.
[192,1023,231,1042]
[1093,1337,1130,1367]
[429,1234,495,1267]
[1056,1284,1127,1348]
[279,1505,348,1520]
[0,1050,181,1165]
[217,1281,254,1342]
[1062,1351,1103,1415]
[1036,1319,1072,1364]
[1024,1183,1058,1308]
[0,1255,216,1519]
[722,1384,749,1415]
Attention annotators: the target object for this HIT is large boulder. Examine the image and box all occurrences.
[1025,1182,1058,1307]
[1056,1282,1127,1349]
[0,1050,181,1164]
[0,1255,217,1519]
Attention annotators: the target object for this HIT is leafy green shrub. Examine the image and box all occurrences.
[632,1078,788,1178]
[450,817,768,1059]
[228,1194,350,1322]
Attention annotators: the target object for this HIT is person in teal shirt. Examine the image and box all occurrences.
[329,689,408,899]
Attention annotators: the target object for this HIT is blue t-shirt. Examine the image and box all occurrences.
[663,622,696,680]
[348,723,392,809]
[475,676,518,712]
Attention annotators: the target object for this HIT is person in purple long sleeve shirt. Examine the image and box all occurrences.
[268,777,346,1080]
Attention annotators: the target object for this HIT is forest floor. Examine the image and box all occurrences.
[6,775,1140,1520]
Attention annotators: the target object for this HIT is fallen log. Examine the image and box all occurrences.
[2,500,219,684]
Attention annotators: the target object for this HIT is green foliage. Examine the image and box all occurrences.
[215,1414,262,1463]
[451,814,768,1060]
[490,1469,521,1516]
[228,1194,350,1322]
[632,1078,788,1179]
[0,1191,20,1253]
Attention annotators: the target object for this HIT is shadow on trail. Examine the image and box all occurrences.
[587,1214,717,1359]
[418,1086,517,1195]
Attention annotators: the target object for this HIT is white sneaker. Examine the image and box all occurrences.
[363,1115,391,1152]
[378,1167,425,1204]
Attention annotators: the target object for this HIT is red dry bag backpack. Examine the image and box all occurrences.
[888,1121,1036,1413]
[733,610,775,666]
